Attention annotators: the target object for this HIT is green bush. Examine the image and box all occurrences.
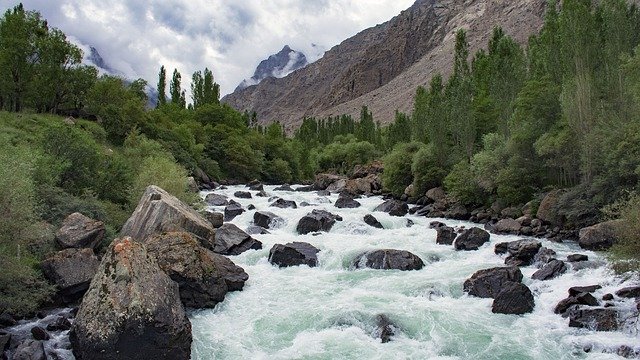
[94,152,134,205]
[263,158,293,184]
[607,193,640,271]
[411,144,448,197]
[0,255,55,317]
[129,155,196,207]
[444,160,485,206]
[37,186,107,226]
[0,144,37,245]
[382,142,425,196]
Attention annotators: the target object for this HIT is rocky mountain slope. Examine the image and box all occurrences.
[222,0,547,131]
[235,45,308,92]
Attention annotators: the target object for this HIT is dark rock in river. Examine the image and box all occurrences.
[274,184,294,191]
[568,308,619,331]
[30,326,49,341]
[296,210,343,235]
[269,242,320,268]
[12,340,46,360]
[616,286,640,298]
[145,232,248,308]
[374,314,395,343]
[454,227,490,251]
[492,218,522,235]
[205,211,224,228]
[495,239,541,266]
[270,198,297,209]
[234,191,252,199]
[443,203,470,220]
[41,248,100,303]
[70,237,192,360]
[224,201,245,221]
[533,247,557,266]
[335,196,361,209]
[492,282,535,315]
[204,193,229,206]
[55,212,105,250]
[363,214,384,229]
[352,249,424,271]
[436,226,457,245]
[316,190,331,196]
[567,254,589,262]
[254,211,284,229]
[212,224,262,255]
[246,226,270,235]
[464,266,523,299]
[532,259,567,281]
[374,200,408,217]
[569,285,602,297]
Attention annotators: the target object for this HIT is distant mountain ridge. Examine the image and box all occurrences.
[235,45,308,92]
[222,0,548,131]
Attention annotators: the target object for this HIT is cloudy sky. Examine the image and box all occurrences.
[6,0,415,96]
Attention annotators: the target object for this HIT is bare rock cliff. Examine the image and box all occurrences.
[223,0,547,131]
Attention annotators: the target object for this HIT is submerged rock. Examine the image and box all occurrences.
[374,200,408,217]
[269,242,320,268]
[616,286,640,299]
[463,266,523,299]
[212,224,262,255]
[352,249,424,271]
[70,237,192,360]
[41,248,100,303]
[55,212,105,250]
[454,227,490,251]
[363,214,384,229]
[374,314,395,343]
[532,259,567,281]
[274,184,294,191]
[270,198,297,209]
[491,282,535,315]
[296,210,343,235]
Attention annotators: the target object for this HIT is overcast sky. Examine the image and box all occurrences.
[5,0,415,96]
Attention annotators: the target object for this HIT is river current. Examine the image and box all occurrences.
[192,185,639,360]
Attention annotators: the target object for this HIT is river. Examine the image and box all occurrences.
[191,185,639,359]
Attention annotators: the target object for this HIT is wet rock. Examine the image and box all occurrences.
[568,308,619,331]
[45,316,72,331]
[425,187,446,203]
[492,282,535,315]
[269,242,320,268]
[335,196,361,209]
[256,190,268,197]
[296,210,343,235]
[495,240,542,267]
[254,211,284,229]
[316,190,331,196]
[616,286,640,299]
[212,224,262,255]
[454,227,490,251]
[247,204,256,210]
[435,226,457,245]
[405,219,414,228]
[55,212,105,250]
[602,293,614,301]
[374,200,408,217]
[567,254,589,262]
[246,226,270,235]
[569,285,602,297]
[314,174,344,190]
[270,198,297,209]
[443,203,470,220]
[492,218,522,234]
[295,185,314,192]
[429,221,446,229]
[532,259,567,281]
[326,179,347,193]
[501,207,523,219]
[274,184,294,191]
[352,249,424,271]
[555,293,600,315]
[363,214,384,229]
[533,247,557,265]
[374,314,395,343]
[463,266,523,299]
[41,248,100,303]
[30,326,49,341]
[145,232,247,308]
[234,191,252,199]
[120,185,215,243]
[205,211,224,228]
[204,193,229,206]
[13,340,45,360]
[578,220,622,251]
[0,313,16,327]
[224,202,245,221]
[70,237,192,360]
[617,346,639,359]
[247,182,263,191]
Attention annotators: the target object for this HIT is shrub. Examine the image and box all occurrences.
[0,255,55,317]
[411,144,448,196]
[444,160,485,206]
[0,144,37,245]
[37,186,107,226]
[606,193,640,271]
[129,155,196,207]
[382,142,425,196]
[263,158,293,184]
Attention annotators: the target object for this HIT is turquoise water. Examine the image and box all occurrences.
[192,185,639,360]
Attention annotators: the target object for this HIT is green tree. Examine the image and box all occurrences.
[170,68,185,107]
[157,65,167,107]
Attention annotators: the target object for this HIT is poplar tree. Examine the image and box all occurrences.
[156,65,166,107]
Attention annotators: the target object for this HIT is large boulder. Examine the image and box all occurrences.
[344,175,381,195]
[212,224,262,255]
[296,210,343,235]
[270,198,297,209]
[204,193,229,206]
[205,211,224,228]
[578,220,622,251]
[12,340,46,360]
[425,187,446,204]
[568,308,619,331]
[326,179,347,193]
[454,227,490,251]
[269,242,320,268]
[145,232,248,308]
[224,201,245,221]
[534,247,557,265]
[616,285,640,298]
[555,292,599,315]
[253,211,284,229]
[531,259,567,281]
[492,218,522,235]
[443,203,470,220]
[314,174,345,190]
[435,226,457,245]
[463,266,523,299]
[120,186,214,244]
[55,212,105,249]
[536,189,564,225]
[70,237,192,360]
[374,200,408,217]
[234,191,252,199]
[352,249,424,271]
[41,248,100,303]
[491,282,535,315]
[364,214,384,229]
[494,239,542,266]
[335,196,361,209]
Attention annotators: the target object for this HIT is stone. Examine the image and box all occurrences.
[569,285,602,297]
[568,308,619,331]
[204,193,228,206]
[314,173,345,190]
[454,227,490,251]
[352,249,424,271]
[205,211,224,228]
[246,226,270,235]
[224,201,245,221]
[429,221,446,229]
[363,214,384,229]
[492,218,522,234]
[578,220,622,251]
[567,254,589,262]
[533,247,557,265]
[335,196,361,209]
[120,185,214,244]
[234,191,252,199]
[212,224,262,255]
[435,226,457,245]
[374,314,395,343]
[296,210,343,235]
[501,207,522,219]
[248,204,256,210]
[491,282,535,315]
[274,184,294,191]
[602,293,614,301]
[425,187,446,203]
[326,179,347,193]
[344,175,381,195]
[536,190,564,225]
[531,259,567,281]
[616,286,640,299]
[374,200,408,217]
[316,190,331,196]
[256,190,268,197]
[70,237,192,360]
[55,212,105,249]
[463,266,523,299]
[495,239,542,267]
[30,326,49,341]
[0,313,16,327]
[268,242,320,268]
[41,248,100,303]
[270,198,297,209]
[45,316,72,331]
[247,183,263,191]
[145,232,248,308]
[12,340,46,360]
[0,332,10,351]
[253,211,284,229]
[443,203,470,220]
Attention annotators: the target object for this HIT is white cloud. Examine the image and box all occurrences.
[8,0,415,97]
